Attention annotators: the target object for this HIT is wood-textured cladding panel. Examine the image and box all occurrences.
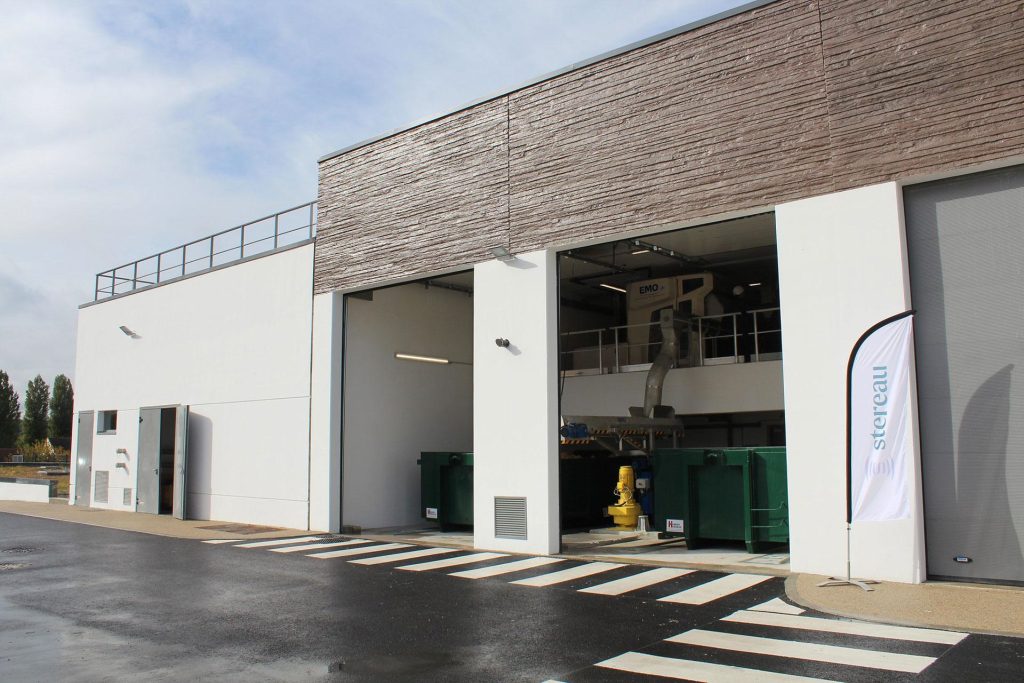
[314,0,1024,293]
[315,99,508,294]
[508,0,832,252]
[820,0,1024,189]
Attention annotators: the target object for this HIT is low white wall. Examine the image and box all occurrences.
[341,283,473,530]
[72,244,314,528]
[0,479,53,503]
[474,250,560,555]
[561,361,784,416]
[777,182,925,583]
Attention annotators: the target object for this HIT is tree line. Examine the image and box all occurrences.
[0,371,74,450]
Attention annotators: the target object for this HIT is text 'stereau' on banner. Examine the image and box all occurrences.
[849,314,915,522]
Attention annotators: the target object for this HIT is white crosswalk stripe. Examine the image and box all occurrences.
[270,539,373,554]
[749,597,805,615]
[307,542,411,559]
[578,567,693,596]
[722,609,967,644]
[449,556,564,579]
[233,536,322,549]
[396,552,507,571]
[349,547,458,565]
[659,573,773,605]
[511,561,624,587]
[667,629,938,674]
[597,651,836,682]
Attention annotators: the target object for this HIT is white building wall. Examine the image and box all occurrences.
[71,244,314,529]
[341,283,473,530]
[561,361,784,416]
[474,250,560,555]
[776,182,925,583]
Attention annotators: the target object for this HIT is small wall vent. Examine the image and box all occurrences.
[123,488,133,507]
[94,471,109,504]
[494,496,527,540]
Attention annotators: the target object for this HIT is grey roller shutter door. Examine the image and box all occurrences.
[904,165,1024,584]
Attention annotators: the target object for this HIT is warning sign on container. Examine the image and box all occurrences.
[425,508,438,519]
[666,519,684,533]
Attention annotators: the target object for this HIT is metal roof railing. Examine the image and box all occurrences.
[93,201,317,301]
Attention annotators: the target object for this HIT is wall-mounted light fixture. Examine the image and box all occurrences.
[494,338,510,348]
[395,352,471,366]
[119,325,139,338]
[599,283,627,294]
[490,246,515,262]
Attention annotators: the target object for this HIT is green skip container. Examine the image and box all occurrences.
[652,447,788,553]
[418,452,474,530]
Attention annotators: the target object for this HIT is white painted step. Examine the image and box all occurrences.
[349,547,457,565]
[307,542,411,559]
[667,629,937,674]
[510,562,624,587]
[597,651,835,682]
[449,556,564,579]
[723,610,967,645]
[659,573,773,605]
[270,539,373,554]
[579,567,694,596]
[396,552,507,572]
[233,536,321,549]
[201,539,242,544]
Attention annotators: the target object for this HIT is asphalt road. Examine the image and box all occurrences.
[1,513,1022,682]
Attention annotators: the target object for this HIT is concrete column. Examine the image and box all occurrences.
[308,291,343,532]
[473,249,560,555]
[776,181,925,583]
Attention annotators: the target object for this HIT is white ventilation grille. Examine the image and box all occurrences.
[494,497,527,540]
[123,488,133,506]
[94,471,109,503]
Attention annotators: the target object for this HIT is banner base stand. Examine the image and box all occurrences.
[818,524,879,591]
[817,577,878,592]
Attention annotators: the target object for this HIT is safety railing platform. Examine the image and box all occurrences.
[93,201,316,301]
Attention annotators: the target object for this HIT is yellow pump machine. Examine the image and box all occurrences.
[606,465,641,529]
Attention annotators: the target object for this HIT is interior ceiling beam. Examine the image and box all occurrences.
[424,279,472,295]
[561,251,632,274]
[630,239,711,267]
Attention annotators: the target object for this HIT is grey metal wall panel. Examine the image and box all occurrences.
[74,412,93,507]
[905,164,1024,584]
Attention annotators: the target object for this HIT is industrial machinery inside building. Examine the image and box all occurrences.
[554,213,790,551]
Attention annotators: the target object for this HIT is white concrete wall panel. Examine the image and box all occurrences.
[342,284,473,530]
[473,250,560,555]
[776,182,925,583]
[561,361,784,417]
[73,245,314,527]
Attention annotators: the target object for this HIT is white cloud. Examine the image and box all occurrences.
[0,0,744,398]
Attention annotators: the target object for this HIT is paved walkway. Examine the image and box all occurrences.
[0,500,306,540]
[3,499,1022,638]
[788,572,1024,638]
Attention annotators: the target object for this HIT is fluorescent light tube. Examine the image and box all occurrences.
[599,283,627,293]
[395,352,450,364]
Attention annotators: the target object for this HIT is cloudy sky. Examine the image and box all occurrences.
[0,0,746,401]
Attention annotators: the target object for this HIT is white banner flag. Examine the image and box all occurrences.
[849,314,914,522]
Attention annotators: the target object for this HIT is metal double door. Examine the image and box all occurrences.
[136,405,189,519]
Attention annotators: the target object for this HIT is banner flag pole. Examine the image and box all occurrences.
[819,310,915,591]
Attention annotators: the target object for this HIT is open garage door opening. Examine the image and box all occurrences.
[340,272,474,543]
[556,213,789,568]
